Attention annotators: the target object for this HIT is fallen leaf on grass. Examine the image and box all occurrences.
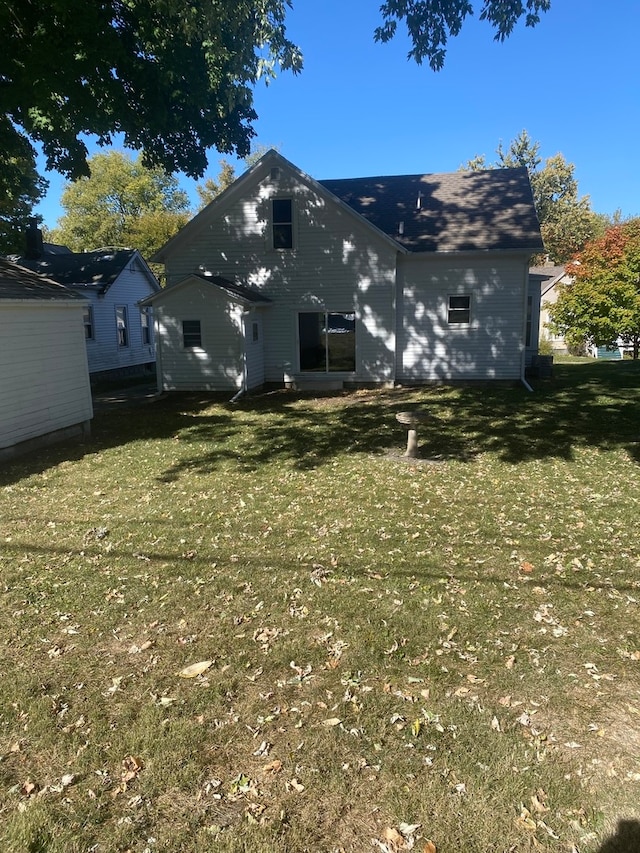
[382,827,405,848]
[262,759,282,774]
[322,717,342,727]
[177,660,213,678]
[423,842,437,853]
[531,791,549,814]
[520,562,535,574]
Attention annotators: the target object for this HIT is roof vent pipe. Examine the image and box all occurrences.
[398,221,404,236]
[416,192,422,210]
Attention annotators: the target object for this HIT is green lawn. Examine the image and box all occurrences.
[1,359,640,852]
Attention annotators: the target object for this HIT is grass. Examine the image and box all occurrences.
[1,358,640,852]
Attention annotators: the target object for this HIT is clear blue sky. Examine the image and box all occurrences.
[35,0,640,228]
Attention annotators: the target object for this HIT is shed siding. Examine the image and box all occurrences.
[154,280,244,390]
[397,254,527,382]
[0,303,93,449]
[83,260,157,374]
[163,169,397,384]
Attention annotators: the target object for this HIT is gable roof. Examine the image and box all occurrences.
[320,168,544,253]
[0,257,86,303]
[141,273,272,307]
[14,249,159,294]
[151,150,544,262]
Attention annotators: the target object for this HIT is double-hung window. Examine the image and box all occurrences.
[298,311,356,372]
[272,199,293,249]
[116,306,128,347]
[83,305,94,340]
[182,320,202,349]
[447,295,471,325]
[141,307,152,345]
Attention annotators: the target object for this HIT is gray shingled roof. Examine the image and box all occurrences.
[187,274,271,304]
[14,249,139,292]
[319,167,544,253]
[0,257,85,302]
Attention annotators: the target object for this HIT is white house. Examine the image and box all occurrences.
[533,265,573,353]
[0,258,93,458]
[16,231,160,380]
[145,150,544,393]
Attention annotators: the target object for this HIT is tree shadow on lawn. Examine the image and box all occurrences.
[596,819,640,853]
[157,360,640,480]
[0,392,233,487]
[2,360,639,487]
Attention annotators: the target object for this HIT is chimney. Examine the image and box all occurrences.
[25,218,44,259]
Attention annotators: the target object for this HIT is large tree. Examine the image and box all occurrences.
[463,131,600,264]
[50,151,190,258]
[375,0,551,68]
[2,1,549,187]
[0,125,48,254]
[547,219,640,358]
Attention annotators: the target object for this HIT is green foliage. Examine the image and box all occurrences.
[50,151,190,257]
[0,120,48,254]
[548,219,640,357]
[195,159,237,210]
[463,130,600,264]
[375,0,551,68]
[538,335,554,356]
[1,0,302,182]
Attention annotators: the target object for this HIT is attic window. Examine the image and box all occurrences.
[272,199,293,249]
[270,167,281,181]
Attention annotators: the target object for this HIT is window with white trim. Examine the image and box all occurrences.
[83,305,94,340]
[182,320,202,349]
[447,295,471,325]
[272,198,293,249]
[116,306,128,346]
[141,307,152,345]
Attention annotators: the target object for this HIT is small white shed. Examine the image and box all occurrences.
[0,258,93,458]
[141,273,271,392]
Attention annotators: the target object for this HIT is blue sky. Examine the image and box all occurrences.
[36,0,640,228]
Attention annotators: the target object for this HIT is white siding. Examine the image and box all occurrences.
[163,167,397,384]
[0,303,93,449]
[154,280,244,390]
[84,260,157,374]
[397,254,528,382]
[244,313,266,390]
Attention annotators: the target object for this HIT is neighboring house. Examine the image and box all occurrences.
[144,150,544,393]
[534,265,574,353]
[0,258,92,458]
[15,229,160,380]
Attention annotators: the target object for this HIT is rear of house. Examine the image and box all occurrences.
[0,259,93,458]
[149,151,544,392]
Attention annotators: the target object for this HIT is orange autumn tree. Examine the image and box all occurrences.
[548,219,640,358]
